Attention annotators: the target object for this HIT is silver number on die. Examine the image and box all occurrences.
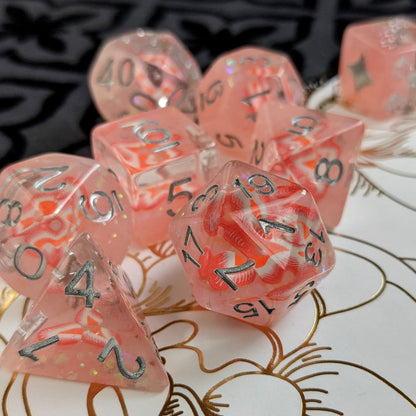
[0,199,22,227]
[34,166,69,192]
[14,244,46,281]
[314,157,343,186]
[287,115,319,136]
[79,190,123,223]
[98,337,146,380]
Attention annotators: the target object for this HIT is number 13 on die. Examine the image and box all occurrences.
[170,161,336,326]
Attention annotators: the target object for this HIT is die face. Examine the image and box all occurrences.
[92,107,218,247]
[196,47,305,164]
[253,103,364,229]
[88,30,201,121]
[170,161,335,326]
[0,153,132,298]
[0,233,168,391]
[339,17,416,119]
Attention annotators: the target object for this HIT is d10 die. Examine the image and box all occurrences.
[0,153,132,299]
[339,16,416,119]
[92,106,218,247]
[252,102,364,229]
[89,29,201,120]
[0,233,168,391]
[169,161,335,326]
[197,47,305,164]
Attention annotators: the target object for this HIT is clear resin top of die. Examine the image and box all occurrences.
[339,16,416,119]
[88,29,201,120]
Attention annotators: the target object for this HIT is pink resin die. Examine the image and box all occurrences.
[253,102,364,229]
[0,153,132,299]
[88,29,201,120]
[92,106,218,247]
[1,233,168,391]
[169,161,335,326]
[339,16,416,119]
[197,47,305,164]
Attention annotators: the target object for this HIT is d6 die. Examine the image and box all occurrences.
[0,153,132,298]
[197,47,305,164]
[252,102,364,229]
[339,16,416,119]
[169,161,335,326]
[92,106,218,247]
[89,29,201,120]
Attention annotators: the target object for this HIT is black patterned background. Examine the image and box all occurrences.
[1,0,415,169]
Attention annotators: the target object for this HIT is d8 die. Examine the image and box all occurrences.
[0,153,132,298]
[89,29,201,120]
[92,106,218,247]
[339,16,416,119]
[252,102,364,229]
[169,161,335,326]
[1,233,168,391]
[197,47,305,164]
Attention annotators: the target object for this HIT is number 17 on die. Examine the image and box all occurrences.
[170,161,336,327]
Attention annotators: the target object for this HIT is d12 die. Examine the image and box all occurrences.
[0,233,168,391]
[0,153,132,299]
[196,47,305,164]
[252,102,364,229]
[339,16,416,119]
[92,106,218,247]
[169,161,335,326]
[89,29,201,120]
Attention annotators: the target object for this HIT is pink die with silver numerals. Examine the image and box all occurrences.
[88,29,201,120]
[252,102,364,229]
[0,233,168,391]
[169,161,335,327]
[339,16,416,119]
[197,46,305,164]
[92,106,218,247]
[0,153,132,299]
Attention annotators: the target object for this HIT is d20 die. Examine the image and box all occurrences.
[92,106,218,247]
[0,153,132,299]
[252,102,364,229]
[196,46,305,164]
[89,29,201,120]
[339,16,416,119]
[169,161,335,326]
[0,233,168,391]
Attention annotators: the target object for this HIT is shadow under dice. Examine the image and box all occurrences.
[339,16,416,119]
[0,233,168,391]
[88,29,201,120]
[169,161,335,326]
[196,46,305,164]
[92,107,218,247]
[253,103,364,229]
[0,153,132,299]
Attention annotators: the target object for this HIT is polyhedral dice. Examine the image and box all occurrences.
[197,46,305,164]
[0,153,132,299]
[92,106,218,247]
[169,161,335,326]
[88,29,201,120]
[252,102,364,229]
[0,233,168,391]
[339,16,416,119]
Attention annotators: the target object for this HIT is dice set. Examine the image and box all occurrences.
[1,17,410,390]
